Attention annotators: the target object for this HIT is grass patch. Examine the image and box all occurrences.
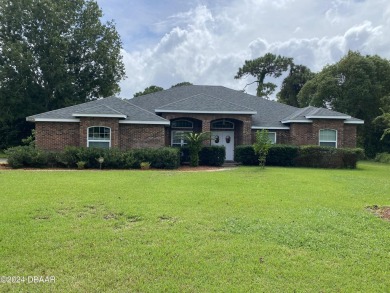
[0,151,7,159]
[0,162,389,292]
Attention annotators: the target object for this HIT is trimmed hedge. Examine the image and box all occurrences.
[5,146,180,169]
[180,146,226,166]
[235,144,364,169]
[199,146,225,166]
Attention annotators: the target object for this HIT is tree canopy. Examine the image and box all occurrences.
[234,53,293,98]
[171,82,193,88]
[297,51,390,156]
[0,0,125,149]
[133,85,164,97]
[277,65,314,107]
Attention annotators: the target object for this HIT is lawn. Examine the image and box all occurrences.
[0,162,389,292]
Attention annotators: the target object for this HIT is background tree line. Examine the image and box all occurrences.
[0,0,125,149]
[235,51,390,157]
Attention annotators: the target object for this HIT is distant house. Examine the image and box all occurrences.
[26,85,363,160]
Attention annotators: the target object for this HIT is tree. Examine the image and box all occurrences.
[297,51,390,156]
[277,65,314,107]
[171,82,193,88]
[234,53,293,98]
[183,132,211,167]
[253,130,272,168]
[0,0,125,149]
[133,85,164,97]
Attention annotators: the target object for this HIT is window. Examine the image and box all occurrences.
[171,130,191,147]
[211,119,234,130]
[171,119,193,129]
[268,132,276,144]
[88,126,111,149]
[319,129,337,147]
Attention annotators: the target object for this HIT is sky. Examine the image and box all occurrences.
[95,0,390,98]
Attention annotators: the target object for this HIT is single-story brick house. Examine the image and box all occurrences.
[27,85,363,160]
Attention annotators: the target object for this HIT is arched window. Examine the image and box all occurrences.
[319,129,337,147]
[88,126,111,148]
[211,119,234,130]
[171,119,193,129]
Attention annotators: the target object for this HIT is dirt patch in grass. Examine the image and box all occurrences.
[366,205,390,221]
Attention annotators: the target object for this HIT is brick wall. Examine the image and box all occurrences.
[289,120,357,147]
[35,122,79,151]
[119,124,165,150]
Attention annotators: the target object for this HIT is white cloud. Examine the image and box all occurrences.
[117,0,390,98]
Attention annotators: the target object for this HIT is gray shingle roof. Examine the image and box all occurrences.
[27,96,169,124]
[155,93,257,114]
[27,85,363,127]
[73,105,127,117]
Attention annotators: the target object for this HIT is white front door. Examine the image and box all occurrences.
[211,131,235,161]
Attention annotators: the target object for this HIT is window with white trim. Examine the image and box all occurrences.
[88,126,111,149]
[268,132,276,144]
[171,130,191,147]
[319,129,337,147]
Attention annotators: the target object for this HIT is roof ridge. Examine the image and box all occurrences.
[73,104,126,115]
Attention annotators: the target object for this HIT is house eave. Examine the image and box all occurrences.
[72,113,127,118]
[281,120,313,124]
[344,120,364,125]
[251,126,290,130]
[155,109,257,115]
[119,120,170,125]
[305,115,351,119]
[28,118,80,123]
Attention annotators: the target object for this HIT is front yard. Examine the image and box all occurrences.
[0,162,389,292]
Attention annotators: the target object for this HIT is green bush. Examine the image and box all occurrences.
[267,144,299,166]
[235,144,363,169]
[150,148,180,169]
[5,146,50,168]
[199,146,225,166]
[131,148,179,169]
[234,145,258,165]
[295,146,363,169]
[374,152,390,164]
[179,146,190,164]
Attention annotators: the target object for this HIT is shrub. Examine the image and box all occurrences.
[267,144,299,166]
[199,146,225,166]
[234,145,257,165]
[374,152,390,164]
[5,146,49,168]
[150,148,180,169]
[295,146,363,169]
[132,147,180,169]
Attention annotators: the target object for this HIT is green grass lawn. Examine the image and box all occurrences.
[0,162,389,292]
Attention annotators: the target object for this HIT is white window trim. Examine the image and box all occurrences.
[319,129,337,148]
[171,130,192,147]
[87,126,111,148]
[268,132,276,144]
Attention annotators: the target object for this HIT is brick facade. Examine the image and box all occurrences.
[119,124,165,150]
[34,115,358,152]
[35,122,79,151]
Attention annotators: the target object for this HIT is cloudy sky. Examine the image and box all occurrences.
[95,0,390,98]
